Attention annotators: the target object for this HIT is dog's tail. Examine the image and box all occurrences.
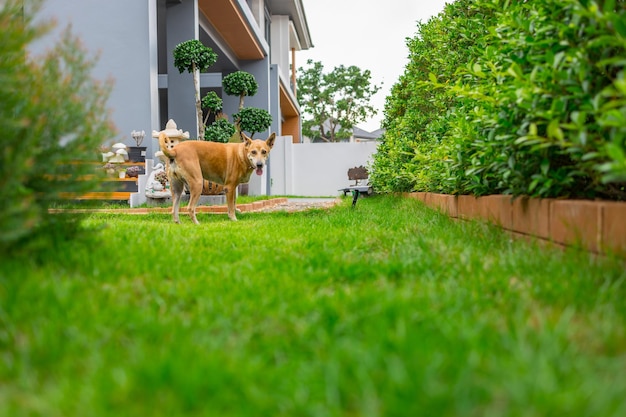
[158,132,177,159]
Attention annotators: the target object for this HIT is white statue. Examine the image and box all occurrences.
[145,162,170,198]
[152,119,189,164]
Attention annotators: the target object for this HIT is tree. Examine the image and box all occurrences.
[173,40,218,139]
[297,59,381,142]
[204,117,236,143]
[222,71,258,110]
[201,90,223,126]
[222,70,272,141]
[201,91,236,143]
[233,107,272,139]
[1,0,115,250]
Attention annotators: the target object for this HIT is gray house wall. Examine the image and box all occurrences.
[165,0,198,141]
[31,0,160,156]
[220,63,271,137]
[29,0,311,196]
[270,15,290,83]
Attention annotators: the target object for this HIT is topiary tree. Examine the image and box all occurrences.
[201,91,236,143]
[222,71,258,110]
[173,39,218,139]
[221,70,272,141]
[204,117,236,143]
[1,0,115,251]
[233,107,272,139]
[201,91,222,125]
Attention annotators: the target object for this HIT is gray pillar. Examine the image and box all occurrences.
[241,59,272,139]
[222,89,240,130]
[222,58,273,140]
[166,0,199,138]
[269,65,281,137]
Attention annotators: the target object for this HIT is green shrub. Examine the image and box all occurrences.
[201,91,223,114]
[201,90,231,141]
[371,0,495,194]
[173,40,218,139]
[172,39,218,74]
[0,1,115,250]
[233,107,272,138]
[222,71,258,110]
[373,0,626,200]
[204,118,235,143]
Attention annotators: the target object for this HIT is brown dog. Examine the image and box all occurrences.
[158,131,276,223]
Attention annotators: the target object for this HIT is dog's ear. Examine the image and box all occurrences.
[243,135,253,148]
[266,133,276,149]
[239,131,251,143]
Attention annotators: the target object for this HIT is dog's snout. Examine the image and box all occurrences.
[256,162,263,168]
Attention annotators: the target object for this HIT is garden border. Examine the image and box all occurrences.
[404,193,626,257]
[49,198,289,215]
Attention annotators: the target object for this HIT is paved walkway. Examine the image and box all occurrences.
[258,198,339,212]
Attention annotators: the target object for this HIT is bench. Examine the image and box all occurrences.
[339,166,372,207]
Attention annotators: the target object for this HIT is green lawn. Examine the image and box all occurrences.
[1,195,625,416]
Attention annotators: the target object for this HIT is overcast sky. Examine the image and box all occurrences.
[298,0,451,132]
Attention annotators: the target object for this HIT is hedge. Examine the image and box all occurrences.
[371,0,626,200]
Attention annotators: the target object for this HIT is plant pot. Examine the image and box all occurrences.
[118,171,126,179]
[128,146,147,162]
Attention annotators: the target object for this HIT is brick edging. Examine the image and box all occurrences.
[404,192,626,257]
[48,198,290,215]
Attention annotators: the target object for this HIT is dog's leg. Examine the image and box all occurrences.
[187,179,203,225]
[170,178,185,223]
[225,185,238,221]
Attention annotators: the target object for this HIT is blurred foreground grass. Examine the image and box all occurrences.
[1,195,625,416]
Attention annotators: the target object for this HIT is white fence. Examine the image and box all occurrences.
[265,136,379,197]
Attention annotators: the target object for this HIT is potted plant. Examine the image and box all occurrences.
[102,162,126,178]
[129,130,146,162]
[154,170,169,191]
[126,165,142,178]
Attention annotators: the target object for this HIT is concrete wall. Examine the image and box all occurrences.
[269,138,379,197]
[31,0,160,155]
[270,15,290,83]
